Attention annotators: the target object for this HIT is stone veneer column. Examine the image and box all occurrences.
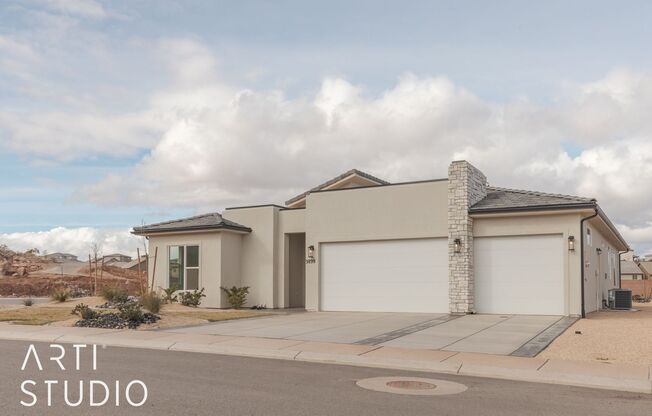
[448,160,487,314]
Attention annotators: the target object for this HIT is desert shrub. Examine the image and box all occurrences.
[101,287,129,304]
[22,298,34,307]
[51,288,71,303]
[162,286,178,304]
[140,291,162,313]
[71,303,98,320]
[117,301,144,323]
[220,286,250,309]
[179,288,206,307]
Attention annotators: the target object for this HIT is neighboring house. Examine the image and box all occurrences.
[132,161,629,317]
[102,253,133,264]
[43,253,78,263]
[621,260,651,298]
[620,261,645,280]
[621,251,636,262]
[638,261,652,278]
[114,256,148,272]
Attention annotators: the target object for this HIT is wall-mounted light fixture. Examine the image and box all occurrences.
[453,238,462,254]
[306,245,316,264]
[568,236,575,251]
[596,248,602,255]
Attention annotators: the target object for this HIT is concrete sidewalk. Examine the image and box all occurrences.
[0,322,649,394]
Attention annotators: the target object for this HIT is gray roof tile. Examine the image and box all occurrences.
[470,187,595,213]
[621,261,644,275]
[132,213,251,235]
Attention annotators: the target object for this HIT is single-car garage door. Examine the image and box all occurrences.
[474,234,564,315]
[320,238,449,313]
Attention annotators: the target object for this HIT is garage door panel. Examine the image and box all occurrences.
[321,239,448,313]
[474,235,564,315]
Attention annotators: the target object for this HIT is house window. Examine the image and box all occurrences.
[586,228,592,247]
[168,245,199,290]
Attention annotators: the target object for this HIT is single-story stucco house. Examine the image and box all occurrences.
[132,161,629,317]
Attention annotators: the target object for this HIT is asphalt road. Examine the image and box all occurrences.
[0,339,649,415]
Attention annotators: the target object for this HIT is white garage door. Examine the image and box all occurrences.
[320,238,449,313]
[474,235,564,315]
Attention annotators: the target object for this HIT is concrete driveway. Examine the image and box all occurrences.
[164,312,571,356]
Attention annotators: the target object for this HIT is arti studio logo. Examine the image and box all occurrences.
[20,344,148,408]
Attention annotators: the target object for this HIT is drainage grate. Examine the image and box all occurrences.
[354,315,461,345]
[356,377,467,396]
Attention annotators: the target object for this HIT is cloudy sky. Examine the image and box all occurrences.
[1,0,652,257]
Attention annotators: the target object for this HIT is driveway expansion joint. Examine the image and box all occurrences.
[353,314,461,346]
[536,359,550,371]
[510,316,578,358]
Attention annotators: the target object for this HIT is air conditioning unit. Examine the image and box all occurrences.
[608,289,632,310]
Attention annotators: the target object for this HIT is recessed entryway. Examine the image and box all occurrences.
[287,233,306,308]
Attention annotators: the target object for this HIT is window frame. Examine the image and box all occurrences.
[168,244,201,291]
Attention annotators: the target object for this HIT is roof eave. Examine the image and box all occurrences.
[131,224,252,236]
[469,202,597,214]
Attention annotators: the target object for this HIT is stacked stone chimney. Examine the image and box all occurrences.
[448,160,487,314]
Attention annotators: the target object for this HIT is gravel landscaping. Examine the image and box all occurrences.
[75,312,160,329]
[540,303,652,366]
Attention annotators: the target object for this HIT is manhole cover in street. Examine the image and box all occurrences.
[356,377,467,396]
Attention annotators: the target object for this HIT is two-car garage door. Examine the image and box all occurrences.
[320,238,449,313]
[320,235,565,315]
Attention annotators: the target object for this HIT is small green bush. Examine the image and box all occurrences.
[22,298,34,307]
[71,303,98,320]
[140,291,162,313]
[179,288,206,307]
[101,286,129,304]
[220,286,250,309]
[162,286,178,304]
[118,301,144,322]
[51,288,71,303]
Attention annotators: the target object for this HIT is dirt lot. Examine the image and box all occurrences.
[541,303,652,366]
[0,296,268,329]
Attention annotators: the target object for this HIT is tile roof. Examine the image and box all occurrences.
[285,169,389,206]
[470,187,596,213]
[621,261,644,275]
[637,261,652,275]
[132,213,251,235]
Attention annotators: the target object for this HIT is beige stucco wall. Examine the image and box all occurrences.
[146,231,236,308]
[473,212,583,316]
[223,206,279,307]
[583,218,621,313]
[219,231,243,306]
[304,180,449,310]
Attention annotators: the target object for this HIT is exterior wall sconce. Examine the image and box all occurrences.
[453,238,462,254]
[306,245,316,264]
[568,236,575,251]
[596,248,602,255]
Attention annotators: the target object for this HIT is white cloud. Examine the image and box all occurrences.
[0,35,41,77]
[2,35,652,254]
[0,227,143,259]
[35,0,108,19]
[0,111,164,160]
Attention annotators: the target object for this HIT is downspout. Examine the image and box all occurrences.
[580,206,598,319]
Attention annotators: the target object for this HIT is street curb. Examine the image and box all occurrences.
[1,331,650,394]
